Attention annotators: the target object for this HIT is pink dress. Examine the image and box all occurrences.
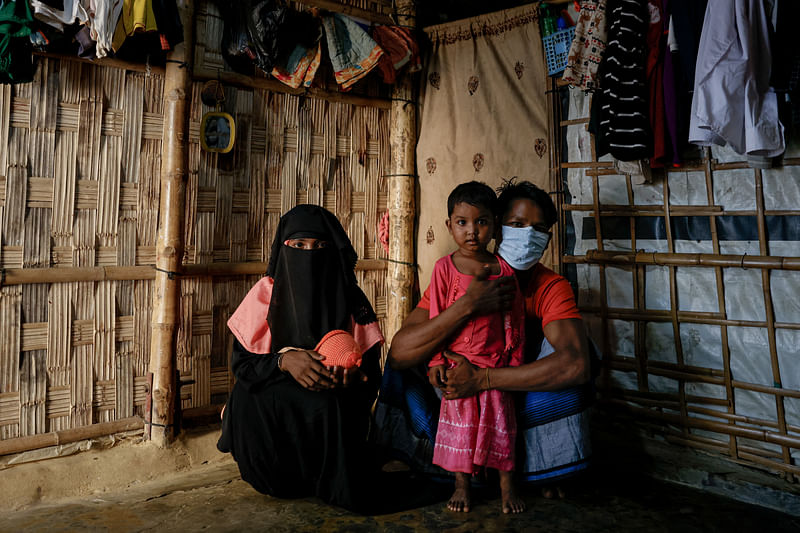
[428,254,525,473]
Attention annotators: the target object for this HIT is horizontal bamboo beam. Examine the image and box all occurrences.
[0,417,143,457]
[32,53,392,111]
[582,306,800,331]
[194,68,392,110]
[33,51,166,76]
[602,398,800,450]
[0,260,388,286]
[304,0,393,24]
[566,250,800,271]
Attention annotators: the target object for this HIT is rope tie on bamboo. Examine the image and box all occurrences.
[165,59,189,69]
[144,420,174,428]
[154,266,181,280]
[386,257,416,267]
[740,253,747,270]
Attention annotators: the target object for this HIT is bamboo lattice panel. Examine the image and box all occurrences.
[558,88,800,480]
[0,58,163,440]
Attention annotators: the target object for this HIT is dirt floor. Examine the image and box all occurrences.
[0,426,798,532]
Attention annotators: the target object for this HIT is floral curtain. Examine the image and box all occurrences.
[416,5,550,287]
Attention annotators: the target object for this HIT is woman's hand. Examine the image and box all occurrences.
[330,365,369,388]
[441,351,484,399]
[280,350,335,391]
[428,365,447,389]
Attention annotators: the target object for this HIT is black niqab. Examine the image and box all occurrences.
[266,204,375,351]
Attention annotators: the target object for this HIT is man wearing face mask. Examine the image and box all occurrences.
[385,179,593,499]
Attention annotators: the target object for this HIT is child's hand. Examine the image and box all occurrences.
[429,365,447,389]
[331,365,368,388]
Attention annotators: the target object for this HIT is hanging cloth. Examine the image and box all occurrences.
[646,0,668,167]
[592,0,652,161]
[111,0,158,53]
[688,0,785,161]
[562,0,608,90]
[322,13,384,90]
[270,42,322,89]
[370,25,420,84]
[29,0,88,31]
[0,0,36,84]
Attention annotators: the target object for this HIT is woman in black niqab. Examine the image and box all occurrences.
[217,205,382,511]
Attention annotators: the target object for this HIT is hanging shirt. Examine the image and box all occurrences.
[593,0,652,161]
[689,0,785,159]
[562,0,609,90]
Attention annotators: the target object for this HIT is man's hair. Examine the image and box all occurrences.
[447,181,497,217]
[496,177,558,228]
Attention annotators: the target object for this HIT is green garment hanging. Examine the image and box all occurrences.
[0,0,36,83]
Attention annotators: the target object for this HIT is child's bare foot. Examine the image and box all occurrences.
[447,473,471,512]
[499,470,525,514]
[541,484,566,499]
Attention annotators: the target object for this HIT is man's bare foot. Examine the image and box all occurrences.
[541,484,566,499]
[447,473,471,512]
[499,470,525,514]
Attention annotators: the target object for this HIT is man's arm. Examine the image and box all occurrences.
[387,268,515,370]
[441,318,591,398]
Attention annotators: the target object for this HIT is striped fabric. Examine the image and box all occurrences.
[594,0,652,161]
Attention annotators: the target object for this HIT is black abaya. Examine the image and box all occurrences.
[217,339,380,510]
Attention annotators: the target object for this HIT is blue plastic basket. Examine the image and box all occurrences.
[542,26,575,76]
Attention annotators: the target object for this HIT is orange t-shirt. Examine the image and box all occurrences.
[417,263,581,328]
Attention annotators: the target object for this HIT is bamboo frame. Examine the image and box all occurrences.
[556,85,800,479]
[148,0,194,447]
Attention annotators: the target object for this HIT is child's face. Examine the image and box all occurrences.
[446,202,494,252]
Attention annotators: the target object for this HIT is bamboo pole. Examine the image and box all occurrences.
[601,398,800,450]
[564,250,800,270]
[386,0,417,345]
[148,0,194,448]
[0,259,388,286]
[0,416,142,457]
[193,68,392,110]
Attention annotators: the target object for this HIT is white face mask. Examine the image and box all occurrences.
[497,225,551,271]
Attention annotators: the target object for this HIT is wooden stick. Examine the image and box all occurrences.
[386,0,417,348]
[193,68,392,110]
[564,251,800,271]
[602,399,800,449]
[0,416,142,457]
[703,148,740,461]
[148,0,194,448]
[305,0,393,25]
[0,259,388,286]
[753,168,792,468]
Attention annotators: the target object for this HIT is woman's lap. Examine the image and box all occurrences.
[220,376,372,506]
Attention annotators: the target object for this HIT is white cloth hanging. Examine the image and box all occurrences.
[689,0,784,159]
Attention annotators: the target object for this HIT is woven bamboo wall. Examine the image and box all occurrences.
[0,58,164,440]
[0,0,392,446]
[557,87,800,481]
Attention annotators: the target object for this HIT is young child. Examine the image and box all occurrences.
[427,181,526,514]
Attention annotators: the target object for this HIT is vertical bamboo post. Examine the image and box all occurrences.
[386,0,417,344]
[148,0,194,447]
